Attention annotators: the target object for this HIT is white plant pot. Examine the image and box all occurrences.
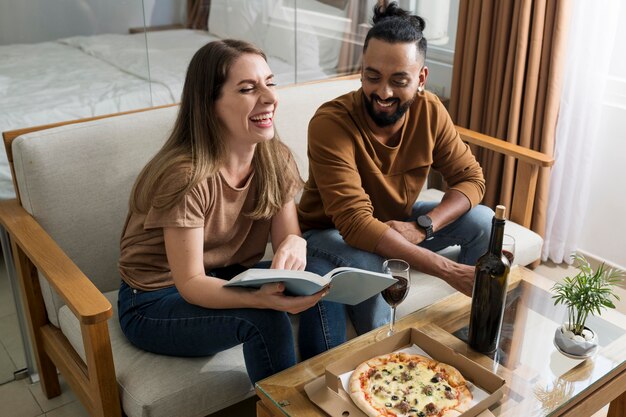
[554,323,598,359]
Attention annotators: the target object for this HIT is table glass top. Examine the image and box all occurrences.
[453,280,625,415]
[256,268,626,416]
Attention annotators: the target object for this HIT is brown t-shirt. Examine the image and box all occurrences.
[119,165,298,291]
[297,89,485,252]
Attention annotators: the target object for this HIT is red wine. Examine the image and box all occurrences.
[382,276,409,307]
[502,250,514,264]
[468,205,511,353]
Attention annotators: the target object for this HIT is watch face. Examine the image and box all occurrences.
[417,215,432,228]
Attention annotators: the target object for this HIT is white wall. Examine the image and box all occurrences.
[578,78,626,269]
[0,0,185,45]
[577,3,626,269]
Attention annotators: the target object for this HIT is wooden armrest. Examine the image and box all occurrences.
[455,127,554,229]
[456,126,554,167]
[0,200,112,325]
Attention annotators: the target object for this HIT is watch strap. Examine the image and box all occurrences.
[417,215,434,241]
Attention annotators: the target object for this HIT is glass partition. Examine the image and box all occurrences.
[295,0,377,81]
[399,0,459,100]
[0,0,155,383]
[192,0,370,87]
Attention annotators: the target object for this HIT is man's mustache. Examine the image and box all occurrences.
[370,94,400,105]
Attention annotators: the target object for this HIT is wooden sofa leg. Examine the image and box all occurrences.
[83,322,122,417]
[11,240,61,398]
[35,348,61,398]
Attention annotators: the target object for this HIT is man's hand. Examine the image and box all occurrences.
[385,220,425,245]
[444,263,475,297]
[271,234,307,270]
[375,226,477,297]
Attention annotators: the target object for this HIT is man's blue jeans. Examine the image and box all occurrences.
[118,257,346,385]
[303,202,493,335]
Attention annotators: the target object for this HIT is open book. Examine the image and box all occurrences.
[224,267,397,305]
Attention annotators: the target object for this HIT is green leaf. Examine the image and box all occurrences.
[555,254,625,320]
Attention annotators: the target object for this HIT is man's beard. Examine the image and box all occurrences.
[363,93,415,127]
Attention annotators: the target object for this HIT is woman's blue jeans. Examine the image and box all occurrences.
[118,257,346,385]
[303,202,494,335]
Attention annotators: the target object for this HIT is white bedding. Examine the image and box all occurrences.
[0,30,327,199]
[0,41,173,199]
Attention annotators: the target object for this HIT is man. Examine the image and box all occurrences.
[297,2,493,334]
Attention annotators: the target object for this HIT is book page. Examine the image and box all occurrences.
[230,268,329,286]
[323,269,396,305]
[326,267,391,280]
[225,267,395,303]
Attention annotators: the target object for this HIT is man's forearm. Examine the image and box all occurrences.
[427,189,471,232]
[373,227,464,281]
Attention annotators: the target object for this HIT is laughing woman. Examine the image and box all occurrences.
[117,39,345,384]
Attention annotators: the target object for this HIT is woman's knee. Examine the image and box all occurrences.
[239,309,293,342]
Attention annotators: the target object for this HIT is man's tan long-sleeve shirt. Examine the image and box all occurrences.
[297,89,485,253]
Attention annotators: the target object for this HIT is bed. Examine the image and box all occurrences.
[0,0,350,199]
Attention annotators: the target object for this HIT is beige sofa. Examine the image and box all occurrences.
[0,77,548,417]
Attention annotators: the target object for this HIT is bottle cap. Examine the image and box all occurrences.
[495,205,506,220]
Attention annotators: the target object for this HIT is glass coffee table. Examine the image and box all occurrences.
[255,266,626,417]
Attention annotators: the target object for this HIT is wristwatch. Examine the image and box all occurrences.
[416,215,434,241]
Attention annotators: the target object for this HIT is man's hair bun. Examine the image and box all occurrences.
[372,2,409,24]
[365,2,427,59]
[409,15,426,33]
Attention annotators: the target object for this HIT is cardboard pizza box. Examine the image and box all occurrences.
[304,327,504,417]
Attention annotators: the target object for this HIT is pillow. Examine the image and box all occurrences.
[208,0,327,72]
[262,2,321,71]
[292,0,352,71]
[207,0,264,44]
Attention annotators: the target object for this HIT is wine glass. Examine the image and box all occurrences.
[502,234,516,265]
[376,259,411,340]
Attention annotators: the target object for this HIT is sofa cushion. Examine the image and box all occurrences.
[274,77,361,177]
[58,291,254,417]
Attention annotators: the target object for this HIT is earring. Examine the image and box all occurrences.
[418,86,424,93]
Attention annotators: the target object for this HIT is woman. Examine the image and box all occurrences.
[117,39,345,384]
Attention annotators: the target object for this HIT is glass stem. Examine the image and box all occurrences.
[389,306,396,335]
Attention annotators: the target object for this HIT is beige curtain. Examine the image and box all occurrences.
[449,0,571,238]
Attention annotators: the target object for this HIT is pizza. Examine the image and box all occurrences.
[348,352,473,417]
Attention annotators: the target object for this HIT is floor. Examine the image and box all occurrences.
[0,258,623,416]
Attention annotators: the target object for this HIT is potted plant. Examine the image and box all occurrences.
[551,254,624,358]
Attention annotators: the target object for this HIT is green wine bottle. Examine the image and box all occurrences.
[468,205,511,353]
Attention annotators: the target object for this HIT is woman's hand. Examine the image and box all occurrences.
[256,282,328,314]
[271,234,307,270]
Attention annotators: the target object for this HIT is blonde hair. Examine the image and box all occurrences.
[130,39,302,219]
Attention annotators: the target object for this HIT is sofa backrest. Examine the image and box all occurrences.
[13,108,178,325]
[11,77,361,326]
[274,77,361,177]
